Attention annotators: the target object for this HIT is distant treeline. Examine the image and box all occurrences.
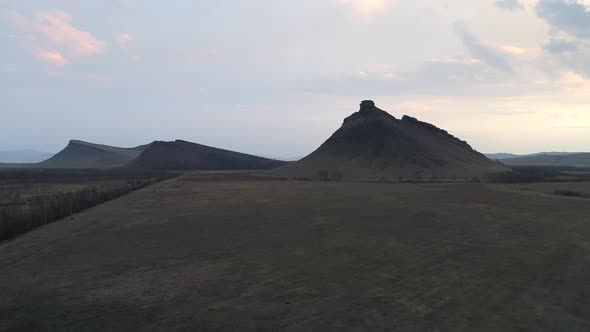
[0,168,172,184]
[0,171,175,242]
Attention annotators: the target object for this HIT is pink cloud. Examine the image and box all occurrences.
[337,0,393,19]
[0,9,104,66]
[30,47,69,67]
[115,32,133,45]
[34,11,104,57]
[115,32,140,60]
[482,40,528,56]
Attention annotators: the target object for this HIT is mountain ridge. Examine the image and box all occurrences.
[499,153,590,167]
[36,140,148,169]
[129,139,287,170]
[0,139,287,171]
[485,152,584,160]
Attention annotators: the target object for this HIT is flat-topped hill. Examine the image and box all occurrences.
[129,140,287,170]
[37,140,148,169]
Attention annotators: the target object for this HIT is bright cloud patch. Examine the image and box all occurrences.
[30,47,68,67]
[35,11,104,57]
[115,33,140,60]
[0,10,104,66]
[483,41,528,56]
[453,22,514,72]
[337,0,391,18]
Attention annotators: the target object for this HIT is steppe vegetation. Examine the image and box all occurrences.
[2,172,590,331]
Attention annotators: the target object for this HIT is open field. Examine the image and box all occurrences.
[2,173,590,331]
[498,182,590,198]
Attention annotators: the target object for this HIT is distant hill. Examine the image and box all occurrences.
[500,153,590,167]
[128,140,288,170]
[37,140,148,169]
[485,152,581,160]
[272,100,507,181]
[485,153,520,160]
[0,139,287,170]
[0,150,53,163]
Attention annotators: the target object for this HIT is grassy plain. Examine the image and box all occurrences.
[510,182,590,198]
[1,173,590,331]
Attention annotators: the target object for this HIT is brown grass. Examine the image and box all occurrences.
[1,174,590,331]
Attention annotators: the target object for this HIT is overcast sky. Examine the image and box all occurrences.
[2,0,590,157]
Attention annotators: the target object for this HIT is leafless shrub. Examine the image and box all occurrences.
[318,170,330,181]
[330,170,344,182]
[0,177,169,242]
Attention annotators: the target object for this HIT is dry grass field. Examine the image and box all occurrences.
[1,173,590,331]
[503,182,590,198]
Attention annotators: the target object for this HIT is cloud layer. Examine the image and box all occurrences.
[1,0,590,155]
[536,0,590,39]
[536,0,590,77]
[453,22,514,72]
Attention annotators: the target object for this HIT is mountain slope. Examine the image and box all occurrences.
[501,153,590,167]
[272,100,507,181]
[38,140,148,169]
[129,140,288,170]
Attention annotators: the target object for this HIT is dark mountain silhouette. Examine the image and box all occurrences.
[129,140,288,170]
[37,140,148,169]
[272,100,508,181]
[500,153,590,167]
[0,139,287,170]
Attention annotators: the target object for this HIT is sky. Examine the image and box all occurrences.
[1,0,590,158]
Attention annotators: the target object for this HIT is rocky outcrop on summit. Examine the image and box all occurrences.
[272,100,508,181]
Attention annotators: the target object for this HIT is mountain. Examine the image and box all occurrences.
[485,153,520,160]
[500,153,590,167]
[129,140,288,170]
[272,100,508,181]
[0,139,288,170]
[485,152,581,160]
[0,150,54,163]
[37,140,148,169]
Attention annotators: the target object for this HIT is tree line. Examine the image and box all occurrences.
[0,176,170,242]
